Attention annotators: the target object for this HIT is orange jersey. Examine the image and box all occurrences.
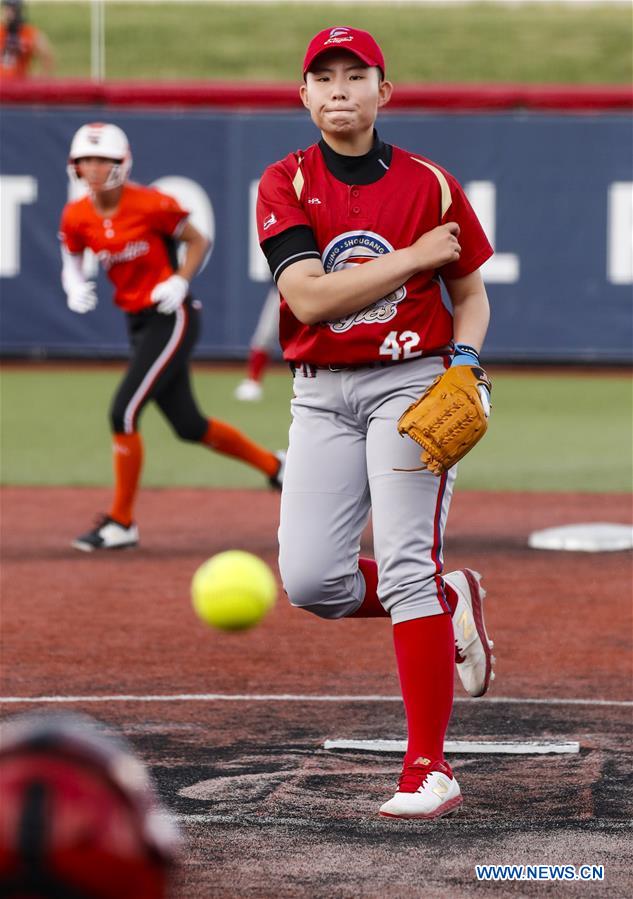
[0,23,38,80]
[59,183,189,314]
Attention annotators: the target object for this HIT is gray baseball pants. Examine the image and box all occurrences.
[278,356,457,625]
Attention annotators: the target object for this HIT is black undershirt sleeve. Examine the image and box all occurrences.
[261,225,321,283]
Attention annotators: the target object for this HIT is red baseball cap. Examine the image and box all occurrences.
[303,27,385,78]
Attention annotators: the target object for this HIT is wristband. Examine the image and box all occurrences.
[451,342,481,366]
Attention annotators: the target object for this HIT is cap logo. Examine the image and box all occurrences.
[324,27,354,47]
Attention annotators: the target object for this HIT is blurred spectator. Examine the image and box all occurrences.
[0,0,54,80]
[0,711,181,898]
[234,285,281,402]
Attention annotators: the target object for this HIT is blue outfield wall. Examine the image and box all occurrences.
[1,107,631,362]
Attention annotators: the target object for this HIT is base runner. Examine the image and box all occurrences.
[60,123,284,552]
[257,27,495,819]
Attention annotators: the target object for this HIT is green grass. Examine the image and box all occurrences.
[461,372,633,492]
[0,366,292,490]
[1,367,631,492]
[29,1,632,83]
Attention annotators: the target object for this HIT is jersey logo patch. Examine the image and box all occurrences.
[321,230,406,333]
[263,212,277,231]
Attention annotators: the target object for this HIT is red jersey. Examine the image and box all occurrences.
[59,182,188,314]
[0,23,38,80]
[257,143,493,365]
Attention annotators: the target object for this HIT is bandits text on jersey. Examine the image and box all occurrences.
[98,241,150,271]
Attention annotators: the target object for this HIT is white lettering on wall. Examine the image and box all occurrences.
[65,178,98,278]
[465,181,520,284]
[151,176,215,271]
[0,176,37,277]
[607,182,633,284]
[249,179,271,282]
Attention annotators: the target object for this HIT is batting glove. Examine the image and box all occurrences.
[66,282,97,314]
[151,274,189,315]
[451,342,491,417]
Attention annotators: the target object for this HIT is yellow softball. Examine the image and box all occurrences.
[191,550,277,631]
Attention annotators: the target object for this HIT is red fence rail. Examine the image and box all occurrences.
[1,79,631,111]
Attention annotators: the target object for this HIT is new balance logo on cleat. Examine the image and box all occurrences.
[457,609,474,641]
[443,569,495,697]
[72,514,139,552]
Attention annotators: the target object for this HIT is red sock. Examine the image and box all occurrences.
[202,419,279,478]
[247,348,269,382]
[392,613,455,766]
[109,432,143,526]
[349,558,389,617]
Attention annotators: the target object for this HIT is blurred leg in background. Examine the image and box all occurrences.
[235,285,281,402]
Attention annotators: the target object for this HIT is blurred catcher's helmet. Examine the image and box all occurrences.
[0,712,180,899]
[68,122,132,189]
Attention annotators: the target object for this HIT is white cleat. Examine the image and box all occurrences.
[72,515,139,552]
[379,760,463,820]
[234,378,263,402]
[444,568,495,697]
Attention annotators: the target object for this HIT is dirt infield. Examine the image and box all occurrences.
[1,487,632,896]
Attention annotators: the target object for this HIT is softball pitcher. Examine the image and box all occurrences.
[60,123,284,552]
[257,27,495,819]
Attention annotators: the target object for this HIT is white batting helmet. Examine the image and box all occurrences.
[68,122,132,189]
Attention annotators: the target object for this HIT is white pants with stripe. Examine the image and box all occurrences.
[278,356,457,625]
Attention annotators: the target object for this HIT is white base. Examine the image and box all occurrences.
[323,738,580,755]
[528,522,633,552]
